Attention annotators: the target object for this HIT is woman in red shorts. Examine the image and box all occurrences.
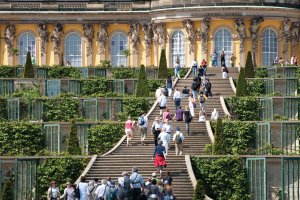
[152,140,167,177]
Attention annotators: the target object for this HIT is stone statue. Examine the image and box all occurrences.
[199,17,211,54]
[128,22,140,55]
[4,24,16,56]
[183,19,196,54]
[153,23,166,47]
[51,23,64,55]
[97,23,108,55]
[290,22,299,53]
[281,18,291,55]
[37,23,50,56]
[82,24,94,57]
[142,23,153,57]
[234,18,246,53]
[250,17,264,52]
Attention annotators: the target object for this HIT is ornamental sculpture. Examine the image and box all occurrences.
[234,18,246,53]
[98,23,108,55]
[4,24,16,56]
[290,22,299,54]
[82,24,94,57]
[128,22,140,55]
[183,19,196,54]
[281,18,291,55]
[142,23,153,57]
[153,23,166,47]
[37,23,50,56]
[51,23,64,55]
[199,17,211,54]
[250,17,264,53]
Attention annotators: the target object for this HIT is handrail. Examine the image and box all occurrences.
[205,120,214,143]
[101,135,127,157]
[184,67,193,79]
[219,96,231,119]
[74,155,98,185]
[185,155,197,189]
[229,77,236,94]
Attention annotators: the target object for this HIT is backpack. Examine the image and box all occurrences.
[166,113,172,120]
[185,111,192,122]
[199,95,205,103]
[205,82,211,91]
[164,194,175,200]
[106,188,118,200]
[123,177,131,190]
[175,134,182,144]
[191,82,197,90]
[138,116,145,126]
[74,187,80,199]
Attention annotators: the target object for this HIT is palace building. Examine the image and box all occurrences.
[0,0,299,68]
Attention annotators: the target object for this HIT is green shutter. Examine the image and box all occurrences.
[112,80,125,94]
[256,123,271,154]
[264,79,274,95]
[29,99,43,121]
[281,158,300,200]
[68,80,81,95]
[83,99,98,121]
[267,67,277,78]
[283,98,298,120]
[44,124,60,153]
[94,68,106,78]
[259,98,273,121]
[7,98,20,121]
[285,79,297,96]
[77,124,91,154]
[36,68,48,78]
[79,68,88,78]
[281,122,300,153]
[46,80,61,97]
[283,67,296,78]
[0,80,14,96]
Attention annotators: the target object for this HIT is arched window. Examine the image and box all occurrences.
[18,32,36,65]
[110,32,128,67]
[262,29,278,66]
[214,28,233,67]
[171,30,185,67]
[65,32,82,67]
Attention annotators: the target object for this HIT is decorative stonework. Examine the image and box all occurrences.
[128,22,140,55]
[290,22,299,54]
[153,23,166,47]
[281,18,291,55]
[4,24,16,56]
[98,23,109,55]
[142,23,153,57]
[58,2,86,9]
[51,23,64,55]
[37,23,50,56]
[234,18,246,53]
[199,17,211,54]
[11,2,40,9]
[82,24,94,57]
[183,19,196,54]
[250,17,264,53]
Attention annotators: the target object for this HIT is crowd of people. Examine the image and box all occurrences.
[273,55,298,66]
[47,168,175,200]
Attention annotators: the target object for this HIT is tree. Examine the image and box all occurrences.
[1,179,14,200]
[23,51,35,78]
[212,118,224,155]
[59,52,64,67]
[66,120,81,155]
[136,64,149,97]
[245,51,255,78]
[158,49,168,79]
[236,68,248,96]
[193,179,206,200]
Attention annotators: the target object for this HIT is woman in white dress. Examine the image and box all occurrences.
[62,181,75,200]
[47,181,60,200]
[78,176,89,200]
[188,93,195,117]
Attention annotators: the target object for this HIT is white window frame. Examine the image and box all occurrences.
[261,28,278,67]
[214,28,233,67]
[110,32,128,67]
[65,32,82,67]
[18,32,36,65]
[171,30,185,68]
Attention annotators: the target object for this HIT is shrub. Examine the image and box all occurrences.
[247,79,265,96]
[88,123,124,154]
[48,66,81,79]
[43,95,81,121]
[211,121,256,154]
[255,68,267,78]
[81,78,110,96]
[192,157,250,200]
[236,68,248,96]
[0,66,16,78]
[0,122,45,156]
[167,68,189,78]
[193,179,205,200]
[23,52,35,78]
[245,51,254,78]
[147,79,165,92]
[225,96,259,121]
[158,49,168,79]
[0,98,7,121]
[1,179,14,200]
[136,64,149,97]
[37,157,86,199]
[122,97,151,118]
[111,68,136,79]
[67,121,81,155]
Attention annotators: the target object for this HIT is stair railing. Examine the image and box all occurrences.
[205,120,215,143]
[220,96,231,119]
[229,77,236,94]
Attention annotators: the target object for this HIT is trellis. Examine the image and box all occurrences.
[105,99,122,120]
[7,98,20,121]
[79,68,88,78]
[259,98,273,121]
[68,80,81,95]
[83,99,98,121]
[28,99,43,121]
[263,79,274,95]
[283,98,298,120]
[285,79,298,96]
[46,80,61,97]
[0,80,14,96]
[112,80,125,94]
[44,124,60,153]
[77,124,91,154]
[256,123,271,154]
[281,122,300,153]
[281,158,300,200]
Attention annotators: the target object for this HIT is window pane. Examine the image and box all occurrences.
[171,30,185,67]
[65,32,82,67]
[262,29,278,66]
[110,32,128,67]
[18,32,36,65]
[214,28,233,67]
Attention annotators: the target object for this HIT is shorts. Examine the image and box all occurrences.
[125,129,133,137]
[160,106,166,110]
[139,127,147,137]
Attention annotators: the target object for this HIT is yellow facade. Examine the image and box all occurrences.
[0,18,299,67]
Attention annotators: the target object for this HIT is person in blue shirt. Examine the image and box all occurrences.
[153,140,167,177]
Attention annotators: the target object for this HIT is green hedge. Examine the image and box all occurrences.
[211,121,256,154]
[81,78,110,96]
[122,97,151,119]
[111,68,137,79]
[0,122,45,156]
[48,66,81,79]
[192,157,250,200]
[254,68,267,78]
[0,66,17,78]
[88,123,124,154]
[37,157,86,199]
[247,79,265,96]
[225,96,259,121]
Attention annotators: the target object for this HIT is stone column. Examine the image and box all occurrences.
[98,23,109,62]
[199,18,211,63]
[37,23,50,65]
[250,17,264,66]
[51,23,63,65]
[153,23,166,66]
[183,19,196,63]
[129,22,140,67]
[4,24,16,65]
[82,24,94,66]
[234,18,246,67]
[281,18,291,63]
[142,23,153,66]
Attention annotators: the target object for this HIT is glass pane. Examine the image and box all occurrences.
[18,32,36,65]
[65,33,82,67]
[110,32,128,67]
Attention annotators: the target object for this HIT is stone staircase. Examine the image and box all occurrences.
[82,67,239,199]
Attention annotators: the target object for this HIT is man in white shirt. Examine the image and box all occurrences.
[211,108,219,121]
[162,119,172,134]
[118,172,132,200]
[191,58,198,77]
[173,88,181,110]
[94,179,109,199]
[158,127,171,155]
[159,94,167,116]
[130,167,144,200]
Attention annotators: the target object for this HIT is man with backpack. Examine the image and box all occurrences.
[138,113,148,146]
[130,167,145,200]
[173,127,184,156]
[198,91,207,113]
[118,172,132,200]
[183,106,192,136]
[106,182,118,200]
[204,79,212,97]
[191,78,198,99]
